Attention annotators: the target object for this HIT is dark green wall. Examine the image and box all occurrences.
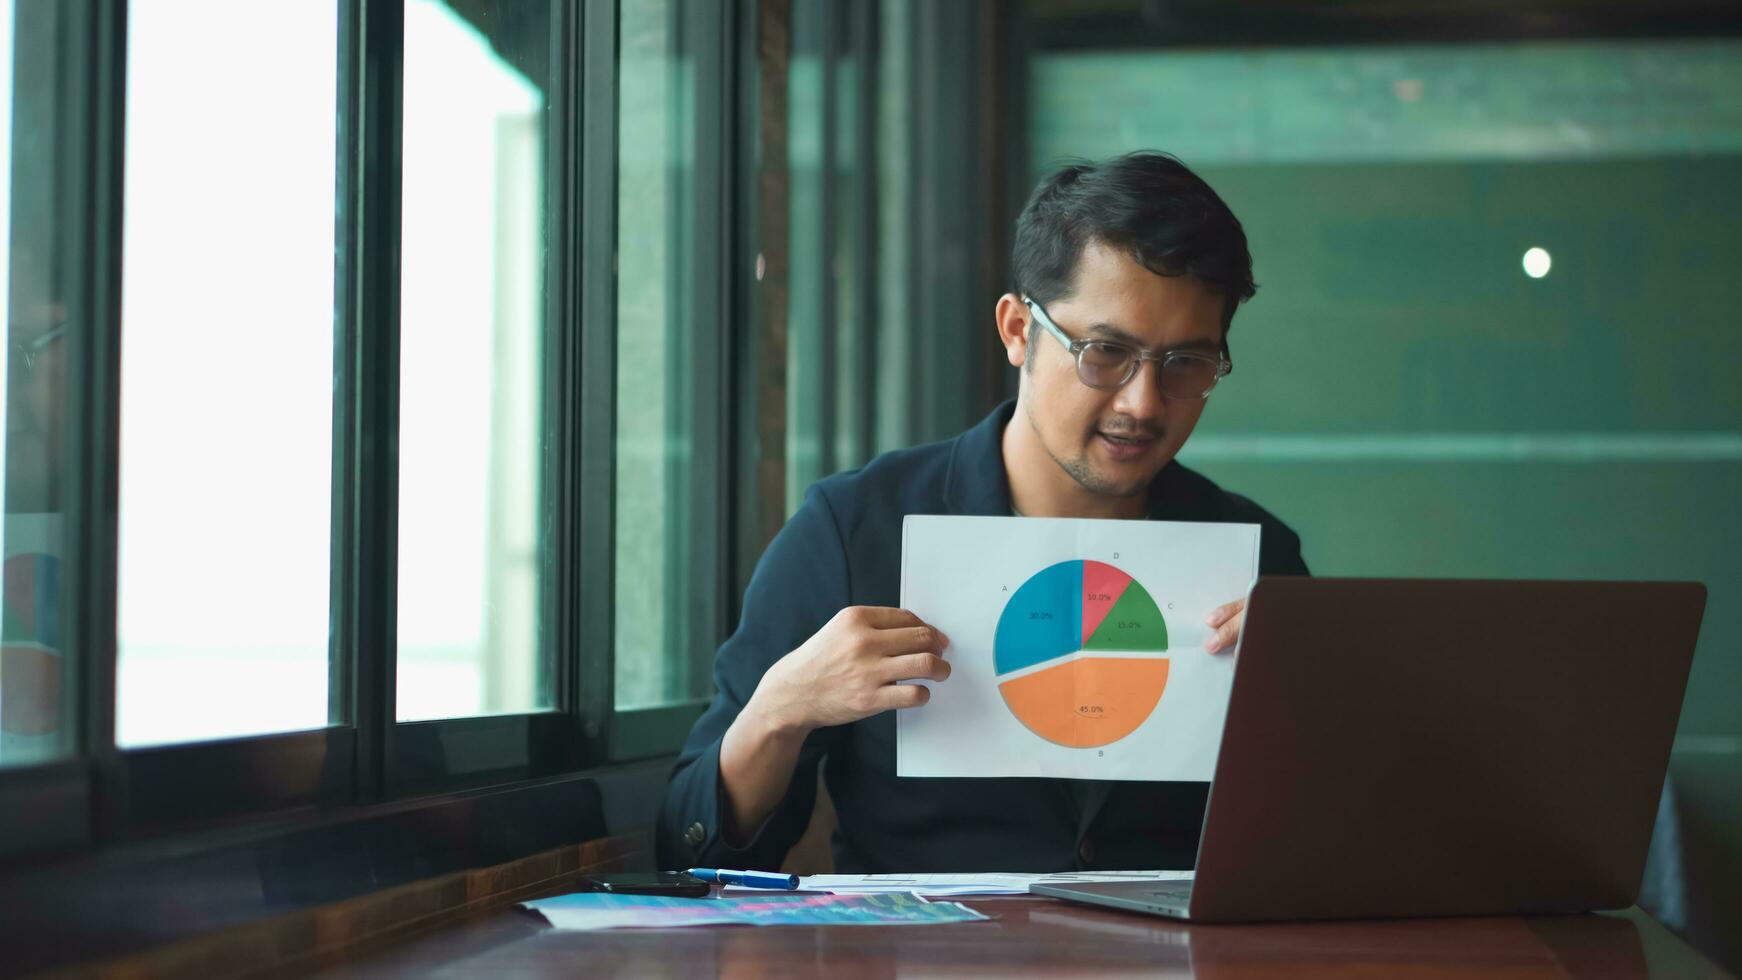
[1186,158,1741,740]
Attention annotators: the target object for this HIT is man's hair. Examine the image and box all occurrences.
[1011,151,1256,334]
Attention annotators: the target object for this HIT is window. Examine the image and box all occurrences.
[0,0,946,854]
[1,0,71,768]
[614,0,701,711]
[0,0,759,883]
[786,0,879,513]
[397,0,551,721]
[786,0,828,509]
[115,0,339,747]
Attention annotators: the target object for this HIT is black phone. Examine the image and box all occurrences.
[575,871,712,898]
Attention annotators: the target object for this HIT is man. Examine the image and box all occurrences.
[658,152,1308,874]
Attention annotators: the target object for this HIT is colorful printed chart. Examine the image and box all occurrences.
[899,515,1258,780]
[993,560,1169,748]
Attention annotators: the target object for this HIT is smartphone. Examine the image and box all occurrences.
[575,871,711,898]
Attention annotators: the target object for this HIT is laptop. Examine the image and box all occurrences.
[1032,577,1706,923]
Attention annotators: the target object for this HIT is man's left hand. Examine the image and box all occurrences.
[1203,598,1245,654]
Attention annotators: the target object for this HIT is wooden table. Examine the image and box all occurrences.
[312,895,1731,978]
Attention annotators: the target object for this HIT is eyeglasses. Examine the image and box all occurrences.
[1023,296,1230,398]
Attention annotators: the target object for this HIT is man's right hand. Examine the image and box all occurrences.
[714,607,950,847]
[748,606,952,736]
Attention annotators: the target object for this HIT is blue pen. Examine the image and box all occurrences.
[688,867,800,890]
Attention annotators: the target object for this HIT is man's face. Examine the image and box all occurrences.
[1019,240,1227,499]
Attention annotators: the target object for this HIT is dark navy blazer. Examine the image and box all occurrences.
[657,400,1309,873]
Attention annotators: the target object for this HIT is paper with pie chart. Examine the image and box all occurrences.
[897,515,1261,781]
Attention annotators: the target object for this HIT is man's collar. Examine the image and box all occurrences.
[943,398,1194,519]
[942,400,1019,517]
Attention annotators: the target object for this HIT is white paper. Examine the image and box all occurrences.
[750,870,1194,897]
[898,516,1260,780]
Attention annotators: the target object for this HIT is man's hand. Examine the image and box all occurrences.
[719,607,949,844]
[1203,598,1246,654]
[748,606,952,737]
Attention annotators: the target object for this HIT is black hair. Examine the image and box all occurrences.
[1011,151,1255,333]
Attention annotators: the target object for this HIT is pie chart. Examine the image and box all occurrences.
[993,560,1169,748]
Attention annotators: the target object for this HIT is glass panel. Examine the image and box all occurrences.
[614,0,699,709]
[116,0,338,747]
[873,0,914,455]
[397,0,550,721]
[1,0,72,766]
[831,14,867,472]
[786,0,826,512]
[788,0,874,511]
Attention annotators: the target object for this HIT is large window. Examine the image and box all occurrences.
[116,0,339,746]
[0,0,744,810]
[0,0,602,814]
[2,0,971,851]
